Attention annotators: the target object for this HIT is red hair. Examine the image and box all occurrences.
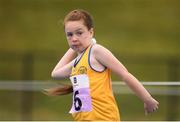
[64,9,94,30]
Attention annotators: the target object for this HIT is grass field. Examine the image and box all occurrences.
[0,0,180,55]
[0,91,180,121]
[0,83,179,121]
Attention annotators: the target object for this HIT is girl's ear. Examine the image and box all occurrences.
[89,28,94,37]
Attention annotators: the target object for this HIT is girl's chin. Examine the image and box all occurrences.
[71,46,84,53]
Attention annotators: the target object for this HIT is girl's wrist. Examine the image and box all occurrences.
[143,95,153,103]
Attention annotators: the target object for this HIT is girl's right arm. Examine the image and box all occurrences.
[51,48,77,79]
[44,48,75,96]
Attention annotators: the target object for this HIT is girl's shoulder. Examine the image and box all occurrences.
[91,44,110,55]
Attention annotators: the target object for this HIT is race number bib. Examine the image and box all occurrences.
[69,74,92,113]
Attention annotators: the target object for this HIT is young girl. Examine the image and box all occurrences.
[47,9,159,121]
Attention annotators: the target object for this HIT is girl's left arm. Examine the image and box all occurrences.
[93,44,159,114]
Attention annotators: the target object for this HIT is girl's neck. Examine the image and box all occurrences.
[77,42,92,55]
[77,46,88,55]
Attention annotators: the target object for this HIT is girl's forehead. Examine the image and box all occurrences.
[65,20,87,32]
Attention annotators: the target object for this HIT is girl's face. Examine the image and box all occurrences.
[64,20,93,53]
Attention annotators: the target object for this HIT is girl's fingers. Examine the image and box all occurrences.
[145,109,148,116]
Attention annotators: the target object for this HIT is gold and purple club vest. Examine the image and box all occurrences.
[69,45,120,121]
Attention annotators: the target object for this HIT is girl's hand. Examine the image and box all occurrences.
[144,97,159,115]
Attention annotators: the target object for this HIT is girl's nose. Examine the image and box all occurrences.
[71,35,78,43]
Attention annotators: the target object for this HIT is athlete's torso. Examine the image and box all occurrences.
[70,44,120,121]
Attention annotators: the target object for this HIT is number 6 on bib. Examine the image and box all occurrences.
[74,90,82,111]
[69,74,92,113]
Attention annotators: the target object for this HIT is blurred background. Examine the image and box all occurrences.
[0,0,180,121]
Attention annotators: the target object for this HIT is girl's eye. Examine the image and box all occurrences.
[76,31,83,36]
[67,32,73,37]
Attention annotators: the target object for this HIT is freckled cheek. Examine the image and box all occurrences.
[81,34,90,42]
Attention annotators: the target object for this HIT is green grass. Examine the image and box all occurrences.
[0,91,179,121]
[0,0,180,55]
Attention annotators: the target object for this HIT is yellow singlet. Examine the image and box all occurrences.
[70,45,120,121]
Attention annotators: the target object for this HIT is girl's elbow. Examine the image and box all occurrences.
[51,71,60,79]
[51,71,56,78]
[121,72,131,81]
